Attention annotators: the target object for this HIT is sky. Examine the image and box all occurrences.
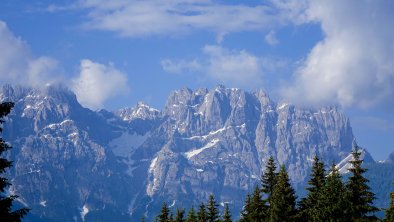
[0,0,393,160]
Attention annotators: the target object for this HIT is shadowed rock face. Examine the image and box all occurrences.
[0,84,368,221]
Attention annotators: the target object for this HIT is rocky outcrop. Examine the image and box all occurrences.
[0,84,371,221]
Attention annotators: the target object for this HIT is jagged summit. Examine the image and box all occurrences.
[0,84,372,221]
[115,101,160,121]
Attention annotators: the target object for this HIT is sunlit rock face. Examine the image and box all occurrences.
[1,84,369,221]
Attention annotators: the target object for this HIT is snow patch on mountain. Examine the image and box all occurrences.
[147,156,159,196]
[335,150,366,175]
[187,126,232,140]
[277,103,288,110]
[185,138,220,159]
[40,200,47,207]
[80,205,89,222]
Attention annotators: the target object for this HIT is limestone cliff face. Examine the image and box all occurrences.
[0,84,369,221]
[137,85,357,219]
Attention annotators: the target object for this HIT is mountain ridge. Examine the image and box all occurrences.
[0,84,379,221]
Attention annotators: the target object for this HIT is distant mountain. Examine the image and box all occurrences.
[0,84,377,221]
[386,150,394,163]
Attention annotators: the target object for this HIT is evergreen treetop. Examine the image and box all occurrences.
[270,165,297,222]
[346,146,378,221]
[0,102,29,222]
[206,194,220,222]
[384,187,394,222]
[298,156,326,222]
[175,208,185,222]
[197,202,206,222]
[185,206,197,222]
[320,162,349,222]
[158,202,170,222]
[261,155,277,203]
[222,203,232,222]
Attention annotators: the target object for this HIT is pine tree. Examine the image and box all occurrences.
[197,202,206,222]
[346,147,378,221]
[158,202,170,222]
[270,165,297,222]
[0,102,29,222]
[169,211,174,222]
[240,193,252,222]
[298,156,326,222]
[384,185,394,222]
[253,185,266,221]
[222,203,232,222]
[240,185,266,221]
[186,206,197,222]
[320,163,349,222]
[260,156,278,222]
[206,194,220,222]
[261,156,277,204]
[175,208,185,222]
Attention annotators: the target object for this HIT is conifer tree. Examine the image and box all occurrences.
[320,163,349,222]
[175,208,185,222]
[186,206,197,222]
[240,185,266,221]
[261,156,277,204]
[0,102,29,222]
[197,202,206,222]
[346,147,378,221]
[206,194,220,222]
[240,193,252,222]
[298,156,326,222]
[270,165,297,222]
[158,202,170,222]
[169,211,174,222]
[222,203,232,222]
[384,185,394,222]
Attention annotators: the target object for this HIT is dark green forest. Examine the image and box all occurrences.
[152,154,394,222]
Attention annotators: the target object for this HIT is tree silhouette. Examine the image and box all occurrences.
[346,147,378,221]
[0,102,29,222]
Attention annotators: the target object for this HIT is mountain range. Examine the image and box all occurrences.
[0,84,391,221]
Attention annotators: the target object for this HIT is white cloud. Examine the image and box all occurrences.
[71,59,129,110]
[160,45,287,88]
[265,30,279,46]
[0,20,61,87]
[0,20,130,110]
[282,0,394,109]
[202,45,263,86]
[72,0,277,40]
[161,59,202,74]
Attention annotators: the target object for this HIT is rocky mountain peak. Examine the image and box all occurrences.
[0,84,375,222]
[116,102,160,121]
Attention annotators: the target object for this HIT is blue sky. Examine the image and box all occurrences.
[0,0,393,160]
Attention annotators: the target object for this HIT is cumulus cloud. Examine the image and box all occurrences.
[0,20,129,110]
[161,45,288,88]
[0,21,61,87]
[265,30,279,46]
[71,59,129,110]
[161,59,202,74]
[282,0,394,109]
[70,0,277,40]
[202,45,264,86]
